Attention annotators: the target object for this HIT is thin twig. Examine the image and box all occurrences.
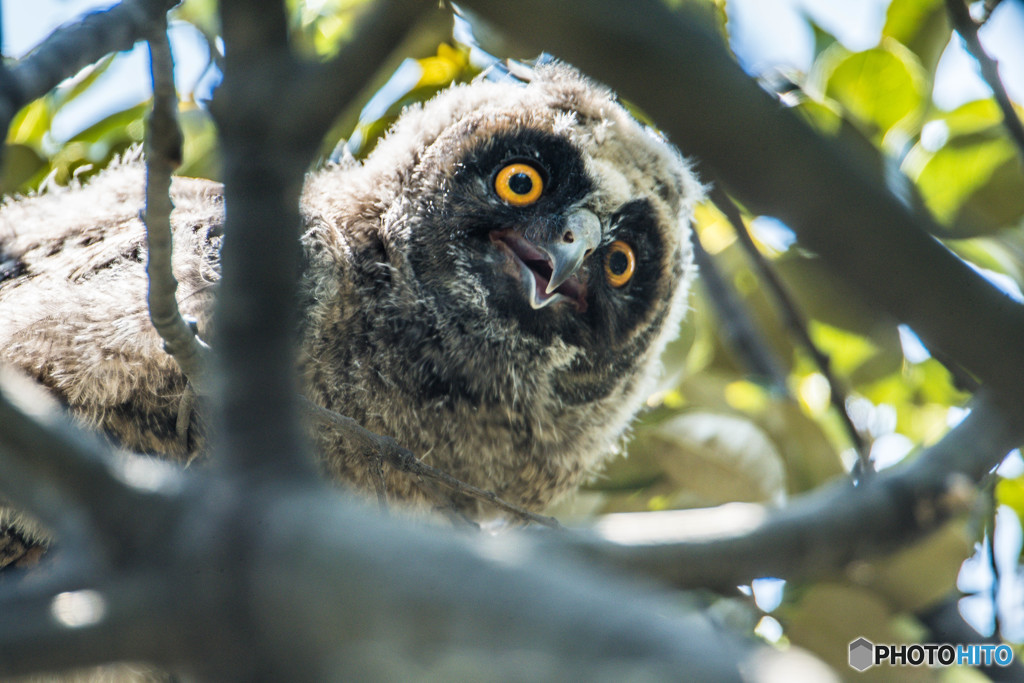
[945,0,1024,164]
[301,397,563,529]
[0,0,179,135]
[709,184,870,473]
[144,17,211,391]
[690,226,789,392]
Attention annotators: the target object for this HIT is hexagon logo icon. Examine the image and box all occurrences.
[849,637,874,672]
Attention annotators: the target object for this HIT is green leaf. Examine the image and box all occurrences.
[938,97,1004,136]
[50,54,116,113]
[820,39,928,138]
[6,99,53,147]
[909,130,1024,236]
[632,412,787,506]
[757,399,845,493]
[883,0,951,78]
[67,102,149,149]
[0,143,47,194]
[996,476,1024,532]
[177,104,221,181]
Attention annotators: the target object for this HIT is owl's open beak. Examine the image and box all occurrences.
[490,208,601,313]
[541,208,601,294]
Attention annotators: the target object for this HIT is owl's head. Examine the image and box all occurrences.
[353,63,702,400]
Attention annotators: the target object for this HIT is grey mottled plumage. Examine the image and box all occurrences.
[0,64,701,563]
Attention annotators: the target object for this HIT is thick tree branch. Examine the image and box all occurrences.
[456,0,1024,407]
[0,371,179,563]
[563,392,1023,590]
[0,574,176,676]
[945,0,1024,163]
[207,0,427,479]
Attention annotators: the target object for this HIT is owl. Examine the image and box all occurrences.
[0,63,701,566]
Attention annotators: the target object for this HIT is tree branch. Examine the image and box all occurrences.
[144,17,211,403]
[562,392,1023,590]
[0,573,176,677]
[0,0,179,135]
[0,370,178,563]
[945,0,1024,163]
[206,0,430,480]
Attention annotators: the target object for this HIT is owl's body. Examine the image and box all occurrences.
[0,65,700,559]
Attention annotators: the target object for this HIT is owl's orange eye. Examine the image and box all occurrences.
[495,163,543,206]
[605,241,636,287]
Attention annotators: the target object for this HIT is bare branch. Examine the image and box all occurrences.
[709,185,870,474]
[207,0,428,478]
[0,0,179,134]
[144,17,210,399]
[0,371,173,561]
[945,0,1024,163]
[562,392,1023,590]
[0,573,174,677]
[301,398,563,529]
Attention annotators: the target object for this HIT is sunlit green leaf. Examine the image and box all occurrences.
[883,0,950,78]
[997,477,1024,535]
[819,39,928,138]
[858,359,967,444]
[6,99,53,147]
[938,98,1004,136]
[910,130,1024,236]
[0,143,47,194]
[177,104,221,181]
[632,412,788,506]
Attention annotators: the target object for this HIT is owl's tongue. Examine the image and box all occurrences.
[490,230,588,312]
